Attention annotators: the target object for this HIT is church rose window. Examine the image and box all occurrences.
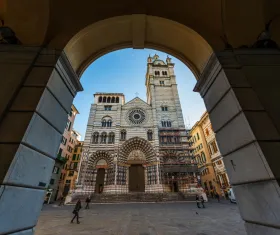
[128,109,146,125]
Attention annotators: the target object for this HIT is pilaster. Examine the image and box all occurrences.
[0,45,82,234]
[195,49,280,234]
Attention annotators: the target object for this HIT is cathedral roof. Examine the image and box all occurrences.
[123,97,150,107]
[94,92,124,96]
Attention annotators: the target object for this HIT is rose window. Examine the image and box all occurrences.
[128,109,146,125]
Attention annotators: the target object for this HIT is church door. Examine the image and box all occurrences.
[95,168,105,194]
[129,165,145,192]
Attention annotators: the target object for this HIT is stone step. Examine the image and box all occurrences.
[70,192,195,204]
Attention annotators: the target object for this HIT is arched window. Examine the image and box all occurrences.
[102,96,106,103]
[107,120,112,127]
[205,128,209,136]
[101,120,106,127]
[162,71,168,76]
[107,97,111,103]
[197,133,200,140]
[108,132,115,144]
[161,121,166,127]
[111,97,115,103]
[116,97,119,103]
[155,71,160,76]
[100,132,107,144]
[92,132,99,144]
[101,116,112,127]
[98,96,102,103]
[201,152,206,163]
[120,130,126,141]
[166,121,172,127]
[147,130,153,141]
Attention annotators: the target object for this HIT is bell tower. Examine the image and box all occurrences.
[145,55,185,129]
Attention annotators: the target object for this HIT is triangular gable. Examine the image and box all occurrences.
[123,97,150,107]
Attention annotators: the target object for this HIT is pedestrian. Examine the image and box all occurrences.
[215,192,220,202]
[210,189,214,198]
[85,196,91,209]
[200,195,205,208]
[195,195,201,208]
[225,190,229,200]
[71,199,82,224]
[58,196,64,206]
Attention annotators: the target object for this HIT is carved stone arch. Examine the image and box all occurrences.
[119,137,156,164]
[88,151,113,168]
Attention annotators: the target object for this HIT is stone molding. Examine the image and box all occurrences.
[194,49,280,95]
[56,51,83,96]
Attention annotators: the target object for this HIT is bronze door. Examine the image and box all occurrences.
[129,164,145,192]
[95,168,105,193]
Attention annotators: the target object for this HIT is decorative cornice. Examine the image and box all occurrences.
[193,52,221,95]
[57,51,83,95]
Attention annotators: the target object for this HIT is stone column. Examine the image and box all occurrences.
[0,45,82,234]
[194,49,280,235]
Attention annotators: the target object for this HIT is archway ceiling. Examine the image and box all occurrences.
[1,0,280,77]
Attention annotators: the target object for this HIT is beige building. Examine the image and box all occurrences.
[200,112,230,192]
[191,119,221,195]
[48,105,80,202]
[64,140,84,193]
[191,112,230,196]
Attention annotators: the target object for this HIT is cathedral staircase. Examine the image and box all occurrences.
[70,192,195,204]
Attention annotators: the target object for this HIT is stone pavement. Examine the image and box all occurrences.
[35,200,246,235]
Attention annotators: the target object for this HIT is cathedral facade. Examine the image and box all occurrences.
[76,55,198,195]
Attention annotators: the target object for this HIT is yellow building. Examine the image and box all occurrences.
[200,112,230,192]
[64,140,84,193]
[56,105,80,199]
[190,118,221,195]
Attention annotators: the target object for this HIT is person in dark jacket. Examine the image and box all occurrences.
[215,192,220,202]
[85,196,91,209]
[71,199,82,224]
[58,196,64,206]
[200,195,205,208]
[195,195,201,208]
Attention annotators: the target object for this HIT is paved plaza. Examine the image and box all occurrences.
[35,200,246,235]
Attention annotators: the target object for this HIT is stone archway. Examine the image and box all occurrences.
[87,151,113,168]
[0,2,280,234]
[119,137,156,192]
[119,137,156,164]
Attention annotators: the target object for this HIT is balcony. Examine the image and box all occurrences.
[56,155,68,164]
[210,151,221,160]
[214,164,225,173]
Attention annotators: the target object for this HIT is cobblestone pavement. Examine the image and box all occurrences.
[35,200,246,235]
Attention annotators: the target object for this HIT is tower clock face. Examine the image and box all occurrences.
[127,109,146,125]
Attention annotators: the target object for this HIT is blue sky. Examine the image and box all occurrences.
[73,49,206,140]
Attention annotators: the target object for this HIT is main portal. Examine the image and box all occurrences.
[129,164,145,192]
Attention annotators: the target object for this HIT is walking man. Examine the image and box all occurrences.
[215,192,220,202]
[85,196,91,209]
[200,195,205,208]
[195,195,201,208]
[71,199,82,224]
[58,196,64,206]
